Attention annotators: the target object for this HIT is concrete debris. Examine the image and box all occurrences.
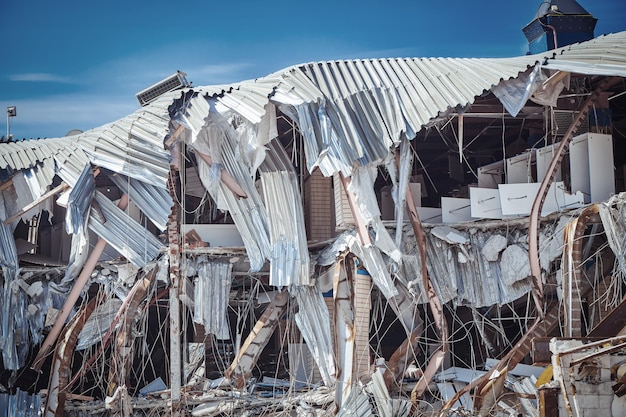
[500,244,532,286]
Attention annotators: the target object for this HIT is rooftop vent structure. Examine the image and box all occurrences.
[523,0,597,54]
[135,71,190,107]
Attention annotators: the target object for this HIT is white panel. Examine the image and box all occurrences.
[498,183,540,216]
[543,182,585,215]
[506,151,535,184]
[588,133,615,202]
[470,187,502,219]
[569,133,591,203]
[441,197,472,223]
[536,142,562,183]
[417,207,442,223]
[180,224,244,247]
[478,161,504,189]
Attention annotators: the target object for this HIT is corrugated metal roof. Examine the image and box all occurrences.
[544,31,626,77]
[292,286,335,386]
[88,191,164,268]
[193,259,232,338]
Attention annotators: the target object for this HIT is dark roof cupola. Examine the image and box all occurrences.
[523,0,597,54]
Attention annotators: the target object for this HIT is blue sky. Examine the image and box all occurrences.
[1,0,625,140]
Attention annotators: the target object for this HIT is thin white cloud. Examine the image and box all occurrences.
[10,73,75,83]
[1,93,138,139]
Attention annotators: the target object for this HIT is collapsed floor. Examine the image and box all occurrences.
[2,32,626,417]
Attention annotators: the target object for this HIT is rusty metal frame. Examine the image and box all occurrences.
[32,193,130,372]
[44,294,103,417]
[404,182,449,406]
[528,76,622,316]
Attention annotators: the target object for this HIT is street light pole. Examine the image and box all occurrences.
[6,106,16,141]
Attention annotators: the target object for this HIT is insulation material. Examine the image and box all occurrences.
[193,259,232,339]
[292,285,336,386]
[481,234,508,262]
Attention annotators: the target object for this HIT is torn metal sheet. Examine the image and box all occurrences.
[389,138,413,248]
[192,259,232,339]
[45,295,102,417]
[272,54,542,176]
[76,297,123,351]
[110,173,172,231]
[336,385,373,417]
[65,164,95,235]
[184,106,271,272]
[292,285,336,387]
[260,170,310,287]
[259,140,310,287]
[0,221,20,369]
[599,192,626,277]
[491,65,543,117]
[88,191,163,268]
[346,232,398,299]
[0,389,42,417]
[78,98,177,188]
[348,165,402,263]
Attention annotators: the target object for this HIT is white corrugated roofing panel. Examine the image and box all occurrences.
[545,31,626,77]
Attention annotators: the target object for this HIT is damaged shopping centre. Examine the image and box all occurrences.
[3,1,626,416]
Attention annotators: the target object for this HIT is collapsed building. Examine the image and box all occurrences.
[2,2,626,416]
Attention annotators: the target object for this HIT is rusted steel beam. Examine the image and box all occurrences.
[383,325,423,393]
[528,76,622,316]
[65,266,160,390]
[32,194,130,372]
[44,294,103,417]
[404,175,449,408]
[225,288,290,388]
[108,269,157,398]
[441,301,560,413]
[563,205,599,337]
